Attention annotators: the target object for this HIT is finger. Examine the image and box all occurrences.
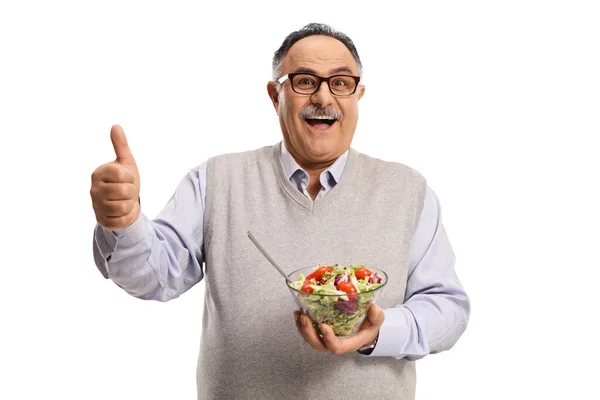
[300,315,328,352]
[319,322,368,354]
[100,199,135,217]
[293,312,310,341]
[320,306,384,354]
[318,323,348,355]
[293,311,303,336]
[354,305,384,344]
[347,305,384,348]
[110,125,136,164]
[320,324,373,354]
[101,215,135,230]
[92,182,137,201]
[96,164,135,184]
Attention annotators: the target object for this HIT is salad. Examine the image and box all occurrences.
[288,264,385,337]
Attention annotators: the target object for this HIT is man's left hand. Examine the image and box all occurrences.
[293,304,384,355]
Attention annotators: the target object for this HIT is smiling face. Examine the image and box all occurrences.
[267,35,365,169]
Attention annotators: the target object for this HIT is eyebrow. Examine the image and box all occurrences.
[292,66,356,76]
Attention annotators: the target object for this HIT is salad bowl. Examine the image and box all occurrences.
[287,264,388,338]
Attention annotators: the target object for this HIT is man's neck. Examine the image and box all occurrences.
[281,140,350,200]
[286,150,334,200]
[305,168,326,200]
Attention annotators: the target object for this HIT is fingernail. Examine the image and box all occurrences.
[300,316,305,328]
[319,324,327,335]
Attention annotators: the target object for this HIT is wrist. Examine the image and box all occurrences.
[357,332,379,355]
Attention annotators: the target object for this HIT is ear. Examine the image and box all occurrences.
[267,81,280,112]
[357,85,366,101]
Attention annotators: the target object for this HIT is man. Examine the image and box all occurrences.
[91,23,470,399]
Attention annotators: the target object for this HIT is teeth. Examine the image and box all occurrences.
[309,116,335,120]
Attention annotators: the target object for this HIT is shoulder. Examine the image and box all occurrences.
[209,145,275,163]
[195,144,280,187]
[182,145,273,185]
[352,149,427,186]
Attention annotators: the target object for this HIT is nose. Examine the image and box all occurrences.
[310,80,335,108]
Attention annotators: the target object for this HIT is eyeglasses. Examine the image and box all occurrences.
[277,72,360,96]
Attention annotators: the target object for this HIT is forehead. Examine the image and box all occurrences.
[281,35,359,76]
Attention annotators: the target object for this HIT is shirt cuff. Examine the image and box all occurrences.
[92,214,149,276]
[111,213,149,247]
[94,224,117,260]
[368,307,412,358]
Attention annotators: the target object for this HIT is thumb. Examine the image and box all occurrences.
[368,304,385,327]
[110,125,136,164]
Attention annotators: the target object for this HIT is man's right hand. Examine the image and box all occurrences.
[90,125,141,230]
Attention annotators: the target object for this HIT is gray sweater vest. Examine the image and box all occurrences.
[198,142,426,400]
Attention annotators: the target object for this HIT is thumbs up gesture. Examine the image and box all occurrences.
[90,125,141,230]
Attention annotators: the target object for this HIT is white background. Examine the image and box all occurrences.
[1,1,599,399]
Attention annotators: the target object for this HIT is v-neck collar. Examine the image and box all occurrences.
[271,142,359,213]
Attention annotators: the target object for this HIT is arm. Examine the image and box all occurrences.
[370,186,470,358]
[93,164,207,302]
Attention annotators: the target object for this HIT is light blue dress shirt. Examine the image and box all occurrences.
[93,142,470,359]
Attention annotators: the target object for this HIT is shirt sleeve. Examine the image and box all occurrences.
[92,162,208,302]
[368,186,470,358]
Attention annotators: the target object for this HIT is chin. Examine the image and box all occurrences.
[287,124,350,162]
[303,141,343,162]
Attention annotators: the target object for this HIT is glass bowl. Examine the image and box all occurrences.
[286,266,388,338]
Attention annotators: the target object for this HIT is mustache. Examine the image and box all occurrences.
[299,104,343,121]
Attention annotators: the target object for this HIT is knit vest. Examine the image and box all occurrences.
[198,142,426,400]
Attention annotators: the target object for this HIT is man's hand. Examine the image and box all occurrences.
[90,125,141,230]
[293,304,384,355]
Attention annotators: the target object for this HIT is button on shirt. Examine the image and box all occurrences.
[93,142,470,359]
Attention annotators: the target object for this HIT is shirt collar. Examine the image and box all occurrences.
[280,141,349,184]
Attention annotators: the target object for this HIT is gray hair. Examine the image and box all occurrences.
[272,23,363,81]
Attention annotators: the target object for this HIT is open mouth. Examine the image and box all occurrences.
[305,118,337,130]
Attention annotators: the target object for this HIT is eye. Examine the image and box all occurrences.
[329,76,357,95]
[296,76,318,87]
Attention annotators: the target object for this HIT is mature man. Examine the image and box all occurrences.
[91,23,470,399]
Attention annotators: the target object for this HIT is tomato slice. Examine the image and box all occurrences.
[337,282,358,300]
[354,267,372,280]
[301,281,314,293]
[312,267,333,282]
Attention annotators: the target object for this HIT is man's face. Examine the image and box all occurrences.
[267,35,365,168]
